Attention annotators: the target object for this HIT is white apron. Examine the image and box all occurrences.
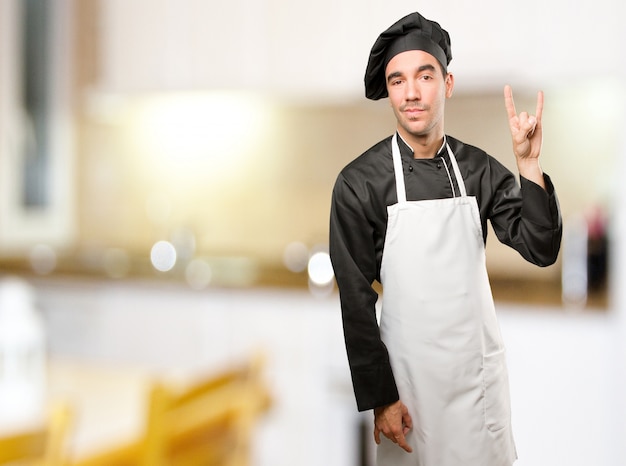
[377,134,517,466]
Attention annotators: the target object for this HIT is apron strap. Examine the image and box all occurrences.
[446,143,467,197]
[391,134,407,203]
[391,134,468,201]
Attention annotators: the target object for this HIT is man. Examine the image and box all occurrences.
[329,12,562,466]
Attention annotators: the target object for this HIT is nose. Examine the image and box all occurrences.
[405,79,420,101]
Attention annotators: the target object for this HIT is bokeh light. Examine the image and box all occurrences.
[171,227,196,262]
[150,240,177,272]
[130,92,274,185]
[283,241,309,273]
[185,258,213,290]
[307,251,334,286]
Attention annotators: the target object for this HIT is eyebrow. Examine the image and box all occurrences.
[386,64,437,83]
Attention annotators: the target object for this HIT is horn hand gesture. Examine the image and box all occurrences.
[504,85,546,189]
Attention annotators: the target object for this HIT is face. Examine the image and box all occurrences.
[385,50,454,145]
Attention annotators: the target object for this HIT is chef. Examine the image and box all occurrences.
[329,11,562,466]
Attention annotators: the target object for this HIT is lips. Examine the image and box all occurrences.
[403,107,426,120]
[401,105,427,114]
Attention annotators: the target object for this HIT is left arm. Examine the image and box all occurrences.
[486,156,562,267]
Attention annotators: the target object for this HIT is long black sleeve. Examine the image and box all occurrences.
[330,171,399,411]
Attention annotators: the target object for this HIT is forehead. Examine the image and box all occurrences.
[385,50,440,76]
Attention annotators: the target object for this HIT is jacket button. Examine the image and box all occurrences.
[408,165,413,172]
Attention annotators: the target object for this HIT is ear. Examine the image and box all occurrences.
[445,73,454,98]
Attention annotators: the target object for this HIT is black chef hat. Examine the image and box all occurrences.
[364,12,452,100]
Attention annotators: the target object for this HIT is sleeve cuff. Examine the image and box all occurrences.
[351,363,399,412]
[520,174,560,228]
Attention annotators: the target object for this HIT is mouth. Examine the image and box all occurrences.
[402,105,427,114]
[403,107,426,119]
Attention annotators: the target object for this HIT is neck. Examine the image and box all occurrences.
[398,128,445,159]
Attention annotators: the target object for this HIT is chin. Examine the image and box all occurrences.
[403,124,430,137]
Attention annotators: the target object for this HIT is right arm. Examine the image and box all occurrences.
[330,166,413,453]
[329,172,399,411]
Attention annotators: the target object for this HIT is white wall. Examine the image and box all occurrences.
[96,0,622,98]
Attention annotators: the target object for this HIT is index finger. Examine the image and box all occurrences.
[396,433,413,453]
[504,84,517,120]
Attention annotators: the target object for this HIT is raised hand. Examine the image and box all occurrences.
[504,85,546,188]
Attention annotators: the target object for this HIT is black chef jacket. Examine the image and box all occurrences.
[329,133,562,412]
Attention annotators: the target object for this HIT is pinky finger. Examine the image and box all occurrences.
[535,90,544,122]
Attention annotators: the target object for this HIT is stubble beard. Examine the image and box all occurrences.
[399,106,433,139]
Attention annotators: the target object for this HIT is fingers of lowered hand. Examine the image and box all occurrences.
[402,404,413,433]
[374,425,381,445]
[374,401,414,452]
[394,431,413,453]
[383,422,412,452]
[396,403,413,452]
[384,418,412,451]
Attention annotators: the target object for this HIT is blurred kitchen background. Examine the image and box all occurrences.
[0,0,625,465]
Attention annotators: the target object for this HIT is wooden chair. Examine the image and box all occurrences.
[71,353,271,466]
[0,402,72,466]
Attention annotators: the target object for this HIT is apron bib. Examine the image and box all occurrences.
[377,134,517,466]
